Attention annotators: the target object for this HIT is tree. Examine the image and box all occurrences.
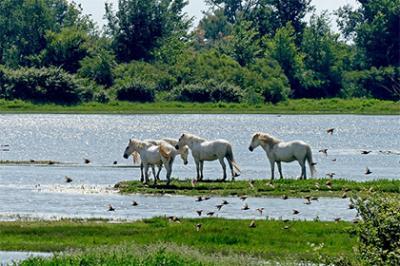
[336,0,400,68]
[300,12,350,97]
[0,0,91,67]
[267,23,304,97]
[105,0,190,62]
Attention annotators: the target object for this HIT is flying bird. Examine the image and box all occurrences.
[326,128,335,135]
[319,149,328,156]
[256,208,264,215]
[216,204,224,211]
[326,172,336,178]
[108,204,115,211]
[196,223,202,231]
[64,176,73,183]
[293,209,300,215]
[196,210,203,216]
[361,150,372,155]
[206,212,215,217]
[365,167,372,175]
[241,203,250,210]
[249,220,256,228]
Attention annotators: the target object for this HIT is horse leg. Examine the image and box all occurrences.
[219,158,227,181]
[140,163,144,182]
[277,161,284,179]
[227,158,235,180]
[144,164,149,184]
[298,160,306,180]
[195,160,201,181]
[165,161,172,186]
[200,161,204,180]
[269,160,275,180]
[151,165,157,185]
[156,164,162,181]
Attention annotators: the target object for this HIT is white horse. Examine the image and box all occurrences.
[133,138,189,182]
[123,139,184,185]
[175,133,240,181]
[248,132,316,180]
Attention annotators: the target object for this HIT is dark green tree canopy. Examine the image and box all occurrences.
[105,0,191,62]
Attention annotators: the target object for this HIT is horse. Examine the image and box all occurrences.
[175,133,240,181]
[133,138,189,182]
[248,132,316,180]
[123,139,184,185]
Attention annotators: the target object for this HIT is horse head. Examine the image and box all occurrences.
[123,139,136,159]
[249,133,261,152]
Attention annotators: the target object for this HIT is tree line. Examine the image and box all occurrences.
[0,0,399,104]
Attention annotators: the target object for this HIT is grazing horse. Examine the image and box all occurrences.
[133,138,189,182]
[123,139,177,184]
[248,132,316,180]
[175,133,240,181]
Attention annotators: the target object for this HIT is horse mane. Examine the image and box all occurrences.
[256,132,281,147]
[131,139,147,150]
[184,133,206,142]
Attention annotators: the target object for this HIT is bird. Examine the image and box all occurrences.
[240,195,247,201]
[84,159,91,164]
[326,179,332,186]
[326,128,335,135]
[222,200,229,205]
[365,167,372,175]
[206,212,215,217]
[348,203,355,209]
[195,223,202,232]
[248,180,255,189]
[332,158,337,162]
[341,193,348,199]
[108,204,115,211]
[241,203,250,210]
[132,201,138,206]
[256,208,264,215]
[282,195,288,200]
[293,209,300,215]
[196,210,203,216]
[113,161,118,165]
[283,225,290,230]
[64,176,73,183]
[168,216,180,223]
[216,204,223,211]
[319,149,328,156]
[343,187,351,192]
[334,217,341,222]
[361,150,372,155]
[326,172,336,178]
[196,196,203,202]
[304,196,311,201]
[311,197,319,201]
[249,220,256,228]
[304,200,311,205]
[203,196,211,201]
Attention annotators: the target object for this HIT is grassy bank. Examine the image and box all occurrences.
[116,178,400,197]
[0,98,398,114]
[0,218,356,264]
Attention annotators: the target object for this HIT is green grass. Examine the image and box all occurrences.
[0,218,356,264]
[116,178,400,197]
[0,98,398,114]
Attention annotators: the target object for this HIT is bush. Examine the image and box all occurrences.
[342,67,400,100]
[171,81,243,103]
[114,61,176,91]
[78,49,116,87]
[355,195,400,265]
[114,79,155,102]
[1,67,84,104]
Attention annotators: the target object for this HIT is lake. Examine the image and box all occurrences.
[0,114,398,221]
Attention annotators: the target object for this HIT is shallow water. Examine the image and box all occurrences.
[0,114,398,221]
[0,251,51,265]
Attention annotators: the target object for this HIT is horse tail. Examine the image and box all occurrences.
[159,143,172,161]
[306,146,316,177]
[226,144,241,175]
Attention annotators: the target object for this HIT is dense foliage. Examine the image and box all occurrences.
[355,196,400,265]
[0,0,398,104]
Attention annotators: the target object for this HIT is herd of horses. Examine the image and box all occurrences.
[123,133,316,185]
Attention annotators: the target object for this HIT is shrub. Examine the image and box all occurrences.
[342,67,400,100]
[94,91,110,103]
[171,81,243,103]
[78,49,116,87]
[2,67,83,104]
[354,195,400,265]
[114,61,176,91]
[115,79,155,102]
